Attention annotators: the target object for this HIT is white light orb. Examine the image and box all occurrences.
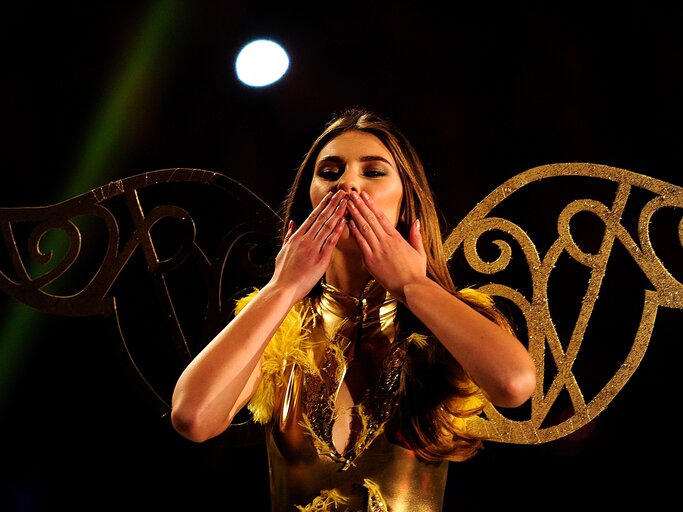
[235,39,289,87]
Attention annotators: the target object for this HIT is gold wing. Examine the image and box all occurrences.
[0,168,281,434]
[1,163,680,446]
[446,163,682,443]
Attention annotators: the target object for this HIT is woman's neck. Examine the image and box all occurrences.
[324,253,372,298]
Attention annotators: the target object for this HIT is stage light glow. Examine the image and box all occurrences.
[0,0,182,412]
[235,39,289,87]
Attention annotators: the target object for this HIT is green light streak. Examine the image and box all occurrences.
[0,0,182,411]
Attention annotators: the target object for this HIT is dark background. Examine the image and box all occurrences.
[1,1,681,510]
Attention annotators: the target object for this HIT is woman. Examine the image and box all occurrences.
[171,108,536,511]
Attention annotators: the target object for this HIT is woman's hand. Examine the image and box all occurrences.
[346,190,427,302]
[271,189,348,300]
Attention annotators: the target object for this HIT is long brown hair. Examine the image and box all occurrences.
[281,107,514,461]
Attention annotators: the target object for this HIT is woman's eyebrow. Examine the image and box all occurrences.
[359,155,392,164]
[316,154,392,165]
[317,155,344,164]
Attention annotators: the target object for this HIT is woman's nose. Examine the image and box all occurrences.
[336,171,358,193]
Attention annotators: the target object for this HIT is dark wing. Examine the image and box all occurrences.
[446,163,682,443]
[0,168,281,442]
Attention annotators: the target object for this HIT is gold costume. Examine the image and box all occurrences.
[238,280,466,512]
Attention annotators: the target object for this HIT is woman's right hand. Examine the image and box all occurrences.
[270,189,348,300]
[171,190,347,442]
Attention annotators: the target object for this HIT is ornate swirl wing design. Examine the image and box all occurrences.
[445,163,682,443]
[1,163,680,447]
[0,168,281,433]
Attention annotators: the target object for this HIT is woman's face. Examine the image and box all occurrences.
[309,130,404,238]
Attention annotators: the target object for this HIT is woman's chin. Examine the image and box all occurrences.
[335,230,360,252]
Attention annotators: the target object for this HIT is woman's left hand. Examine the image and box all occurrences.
[347,190,427,302]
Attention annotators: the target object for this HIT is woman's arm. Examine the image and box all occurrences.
[171,190,348,442]
[171,282,300,442]
[402,279,536,408]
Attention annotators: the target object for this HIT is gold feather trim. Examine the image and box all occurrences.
[327,341,347,384]
[458,286,495,308]
[234,289,315,424]
[363,479,388,512]
[300,414,338,459]
[348,402,386,462]
[405,332,429,349]
[294,489,348,512]
[293,481,387,512]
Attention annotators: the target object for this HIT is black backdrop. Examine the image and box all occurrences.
[1,2,681,510]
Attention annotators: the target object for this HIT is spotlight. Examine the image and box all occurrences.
[235,39,289,87]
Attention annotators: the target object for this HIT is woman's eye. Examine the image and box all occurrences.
[363,169,386,177]
[317,169,339,180]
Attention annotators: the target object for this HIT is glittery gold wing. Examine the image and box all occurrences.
[445,163,682,443]
[2,164,681,446]
[0,168,281,433]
